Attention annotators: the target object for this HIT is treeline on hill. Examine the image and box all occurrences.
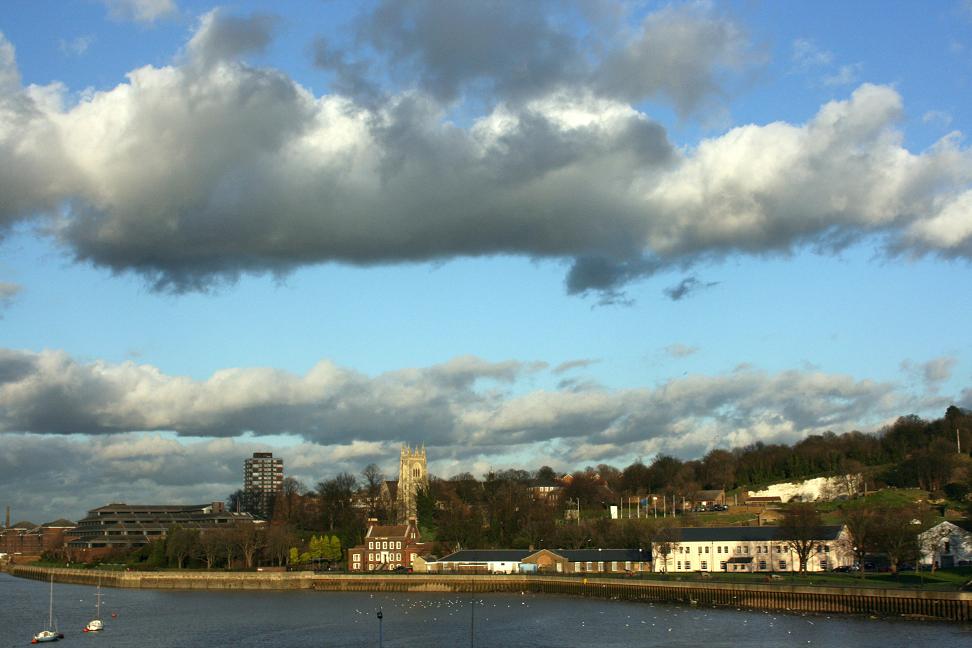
[239,406,972,556]
[62,406,970,567]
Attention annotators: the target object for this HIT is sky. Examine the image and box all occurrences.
[1,0,971,523]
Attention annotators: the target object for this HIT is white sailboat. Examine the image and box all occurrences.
[84,579,104,632]
[32,574,63,643]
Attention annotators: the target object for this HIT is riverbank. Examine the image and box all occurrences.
[8,565,972,622]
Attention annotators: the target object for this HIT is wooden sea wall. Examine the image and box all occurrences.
[9,567,972,622]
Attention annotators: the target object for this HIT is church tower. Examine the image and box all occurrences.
[396,444,428,522]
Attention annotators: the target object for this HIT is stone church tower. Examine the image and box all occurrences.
[396,444,428,522]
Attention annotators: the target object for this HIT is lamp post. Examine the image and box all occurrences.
[377,607,383,648]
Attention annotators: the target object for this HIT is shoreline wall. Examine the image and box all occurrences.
[8,566,971,622]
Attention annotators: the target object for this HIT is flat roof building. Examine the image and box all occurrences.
[243,452,283,520]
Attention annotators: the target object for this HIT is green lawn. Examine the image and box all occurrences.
[628,567,971,591]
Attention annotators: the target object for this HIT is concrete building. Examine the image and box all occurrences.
[243,452,284,520]
[651,525,851,573]
[431,550,534,574]
[67,502,256,559]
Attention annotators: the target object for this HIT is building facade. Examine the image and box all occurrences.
[0,519,76,559]
[396,445,428,522]
[243,452,284,520]
[651,525,851,573]
[67,502,256,559]
[920,520,972,568]
[346,518,425,572]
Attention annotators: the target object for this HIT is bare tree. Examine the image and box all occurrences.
[651,523,681,574]
[840,501,877,579]
[362,464,385,517]
[779,503,825,574]
[265,524,296,567]
[234,523,265,569]
[196,530,224,569]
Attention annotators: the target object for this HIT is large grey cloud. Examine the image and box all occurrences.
[0,347,938,457]
[0,5,970,297]
[0,345,958,522]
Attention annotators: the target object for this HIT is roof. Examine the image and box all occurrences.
[558,548,651,562]
[10,520,37,529]
[367,524,409,538]
[437,549,534,563]
[727,556,753,563]
[668,525,844,543]
[952,520,972,533]
[42,519,76,528]
[695,490,724,499]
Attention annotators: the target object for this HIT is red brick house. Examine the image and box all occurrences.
[346,518,426,572]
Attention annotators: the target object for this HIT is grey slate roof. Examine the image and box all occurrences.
[437,549,534,562]
[670,525,843,543]
[558,549,651,562]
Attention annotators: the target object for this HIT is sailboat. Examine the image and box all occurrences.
[84,579,104,632]
[32,574,64,643]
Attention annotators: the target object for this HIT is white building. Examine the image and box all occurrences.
[652,525,852,573]
[431,549,534,574]
[919,520,972,569]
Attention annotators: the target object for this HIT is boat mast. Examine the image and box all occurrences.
[48,574,53,629]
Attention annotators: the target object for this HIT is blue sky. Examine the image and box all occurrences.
[1,0,971,522]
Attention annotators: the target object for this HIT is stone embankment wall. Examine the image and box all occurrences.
[9,566,972,622]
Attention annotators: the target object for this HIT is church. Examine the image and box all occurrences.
[378,444,429,523]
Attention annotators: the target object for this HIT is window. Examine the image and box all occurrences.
[685,561,691,571]
[720,561,726,570]
[704,546,709,553]
[368,553,373,561]
[743,546,749,554]
[701,561,708,570]
[353,553,360,561]
[397,541,401,549]
[779,560,787,570]
[587,561,593,571]
[824,545,830,553]
[758,560,767,570]
[368,542,373,549]
[724,546,729,553]
[677,561,682,570]
[820,559,828,570]
[369,564,374,571]
[716,546,721,554]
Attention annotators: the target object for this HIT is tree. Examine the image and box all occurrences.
[226,489,246,513]
[872,504,930,574]
[165,526,199,569]
[650,523,681,573]
[265,524,295,567]
[840,501,877,579]
[317,473,358,531]
[362,463,385,517]
[233,523,265,569]
[197,530,225,569]
[779,503,825,574]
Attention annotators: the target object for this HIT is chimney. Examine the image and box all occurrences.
[5,506,9,529]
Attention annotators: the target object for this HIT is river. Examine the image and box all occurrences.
[2,573,970,647]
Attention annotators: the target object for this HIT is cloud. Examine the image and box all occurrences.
[0,9,969,298]
[187,9,278,66]
[823,63,862,87]
[59,35,95,57]
[553,358,600,374]
[664,276,718,301]
[664,343,698,358]
[792,38,833,70]
[0,347,928,454]
[901,356,957,388]
[0,281,20,312]
[102,0,177,23]
[0,347,954,520]
[922,110,953,128]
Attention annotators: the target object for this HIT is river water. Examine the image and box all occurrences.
[1,573,970,647]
